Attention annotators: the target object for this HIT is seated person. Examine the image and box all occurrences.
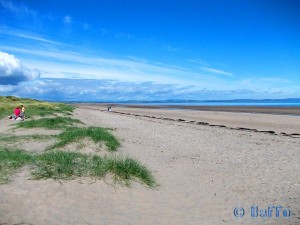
[19,105,26,120]
[14,106,21,118]
[9,106,21,120]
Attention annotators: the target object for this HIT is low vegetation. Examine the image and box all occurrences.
[0,134,57,148]
[0,96,74,119]
[15,117,82,130]
[0,148,33,184]
[0,149,157,188]
[0,96,157,188]
[49,127,120,151]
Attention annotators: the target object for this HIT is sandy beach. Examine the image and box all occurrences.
[0,105,299,225]
[101,104,300,115]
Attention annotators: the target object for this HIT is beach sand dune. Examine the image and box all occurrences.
[0,106,299,225]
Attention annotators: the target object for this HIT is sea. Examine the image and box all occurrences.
[70,99,300,107]
[127,102,300,107]
[106,100,300,107]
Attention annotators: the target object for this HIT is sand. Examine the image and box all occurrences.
[109,104,300,115]
[0,106,299,225]
[78,104,300,135]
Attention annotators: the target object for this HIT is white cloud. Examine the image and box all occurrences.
[14,34,60,45]
[0,84,15,92]
[63,15,72,25]
[0,46,203,85]
[2,45,298,94]
[0,0,36,17]
[114,32,132,39]
[189,58,209,66]
[0,51,40,85]
[0,26,62,45]
[200,67,233,76]
[1,78,298,102]
[6,46,295,94]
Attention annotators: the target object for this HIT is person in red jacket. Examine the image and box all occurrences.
[13,107,21,119]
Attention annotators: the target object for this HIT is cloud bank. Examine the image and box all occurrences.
[0,51,40,85]
[1,78,298,102]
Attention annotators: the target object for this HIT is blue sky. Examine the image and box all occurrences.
[0,0,299,101]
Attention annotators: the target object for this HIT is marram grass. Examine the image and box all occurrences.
[49,127,120,152]
[0,149,157,188]
[0,148,33,184]
[15,116,82,130]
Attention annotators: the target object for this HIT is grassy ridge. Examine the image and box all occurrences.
[0,149,157,187]
[0,96,74,119]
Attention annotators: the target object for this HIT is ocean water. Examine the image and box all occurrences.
[125,102,300,107]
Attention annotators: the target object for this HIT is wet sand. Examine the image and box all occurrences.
[76,104,300,136]
[80,104,300,115]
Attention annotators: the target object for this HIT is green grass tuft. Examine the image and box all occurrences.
[0,134,56,143]
[0,149,157,188]
[33,151,89,179]
[101,155,157,188]
[15,117,82,130]
[33,151,157,188]
[50,127,120,151]
[0,148,33,183]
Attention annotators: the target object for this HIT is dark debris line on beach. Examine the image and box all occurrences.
[74,105,300,138]
[109,111,300,139]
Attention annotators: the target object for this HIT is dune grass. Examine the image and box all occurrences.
[26,103,75,117]
[0,134,56,143]
[0,149,157,188]
[0,96,74,119]
[0,96,157,188]
[0,148,33,184]
[15,117,82,130]
[49,127,120,152]
[0,134,56,148]
[0,135,16,143]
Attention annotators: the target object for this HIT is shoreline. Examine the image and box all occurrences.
[74,103,300,115]
[75,104,300,137]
